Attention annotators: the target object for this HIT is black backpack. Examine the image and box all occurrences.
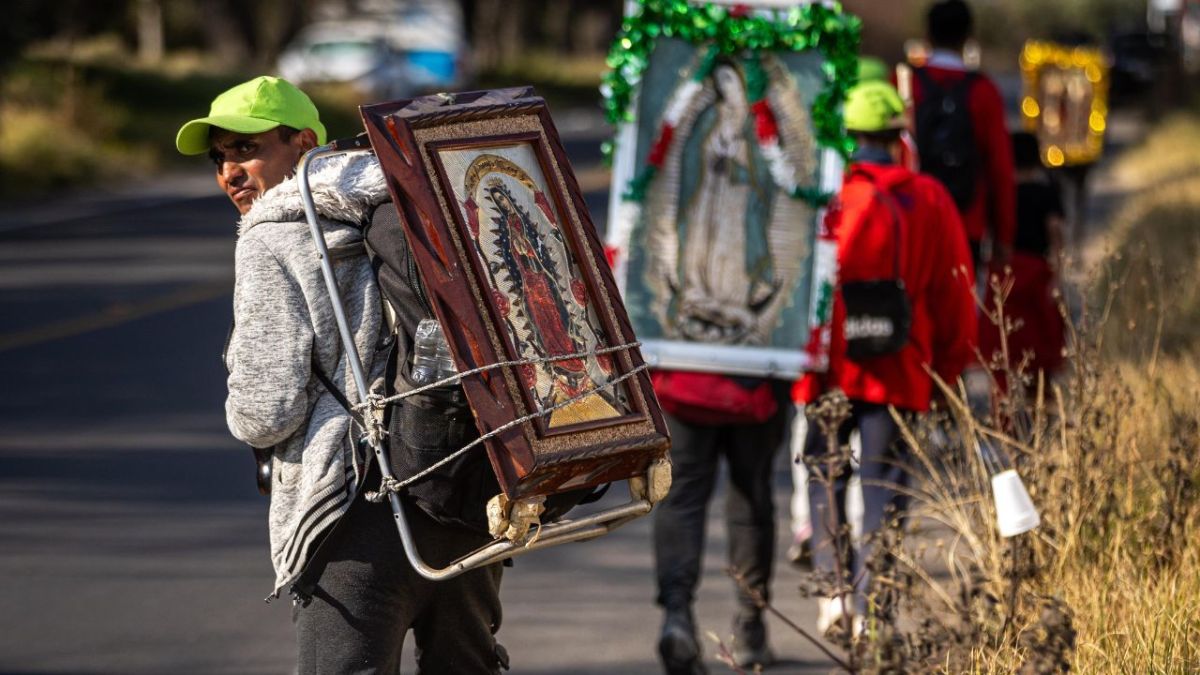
[363,201,601,534]
[913,67,979,211]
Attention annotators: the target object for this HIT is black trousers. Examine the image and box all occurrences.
[802,401,910,616]
[653,410,786,612]
[293,495,505,674]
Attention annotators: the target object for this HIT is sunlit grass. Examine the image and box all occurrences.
[763,109,1200,673]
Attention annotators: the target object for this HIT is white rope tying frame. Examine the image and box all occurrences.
[363,341,646,503]
[354,341,643,412]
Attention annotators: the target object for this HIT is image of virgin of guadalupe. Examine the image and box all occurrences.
[642,58,816,346]
[1036,65,1095,156]
[485,180,589,385]
[481,179,621,423]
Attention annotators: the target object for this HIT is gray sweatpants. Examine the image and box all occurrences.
[293,495,505,674]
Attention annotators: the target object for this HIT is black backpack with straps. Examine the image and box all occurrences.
[362,201,603,534]
[913,67,979,211]
[235,200,604,531]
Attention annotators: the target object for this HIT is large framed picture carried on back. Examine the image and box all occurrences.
[362,88,670,500]
[603,0,860,378]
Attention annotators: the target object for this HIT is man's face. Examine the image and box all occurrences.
[208,128,315,214]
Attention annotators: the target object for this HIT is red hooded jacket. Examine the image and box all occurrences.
[794,162,977,412]
[908,65,1016,251]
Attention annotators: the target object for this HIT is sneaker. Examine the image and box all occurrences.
[851,615,868,640]
[786,537,812,569]
[659,606,707,675]
[731,610,774,669]
[816,597,854,641]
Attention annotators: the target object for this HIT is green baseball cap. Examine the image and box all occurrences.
[843,80,906,133]
[175,76,327,155]
[857,56,890,83]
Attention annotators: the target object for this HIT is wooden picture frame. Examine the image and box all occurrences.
[361,88,670,499]
[602,2,859,379]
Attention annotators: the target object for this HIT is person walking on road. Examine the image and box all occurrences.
[793,80,976,638]
[787,55,894,570]
[978,131,1066,391]
[176,76,506,673]
[651,369,790,673]
[908,0,1016,270]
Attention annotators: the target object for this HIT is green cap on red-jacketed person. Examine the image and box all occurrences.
[175,76,327,155]
[857,56,890,83]
[843,80,906,133]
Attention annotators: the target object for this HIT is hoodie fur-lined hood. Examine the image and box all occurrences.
[238,152,389,235]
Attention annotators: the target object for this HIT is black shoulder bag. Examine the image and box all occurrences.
[839,187,913,361]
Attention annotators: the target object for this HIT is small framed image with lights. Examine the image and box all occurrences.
[1020,40,1109,168]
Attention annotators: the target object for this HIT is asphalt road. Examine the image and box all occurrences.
[0,131,835,674]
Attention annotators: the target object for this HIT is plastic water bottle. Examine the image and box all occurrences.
[411,318,458,387]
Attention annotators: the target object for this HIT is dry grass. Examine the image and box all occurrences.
[1094,107,1200,362]
[1112,113,1200,192]
[789,271,1200,674]
[1098,183,1200,361]
[761,111,1200,673]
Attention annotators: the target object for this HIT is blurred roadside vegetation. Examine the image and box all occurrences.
[0,0,619,198]
[972,0,1144,45]
[844,0,1145,68]
[0,0,1165,198]
[1098,106,1200,361]
[0,43,609,199]
[0,37,367,197]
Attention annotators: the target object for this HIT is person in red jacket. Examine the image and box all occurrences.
[978,132,1066,392]
[907,0,1016,269]
[793,80,976,637]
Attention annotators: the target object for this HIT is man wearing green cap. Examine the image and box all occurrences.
[791,79,976,640]
[176,76,328,214]
[179,76,506,673]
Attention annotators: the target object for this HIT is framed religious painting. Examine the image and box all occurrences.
[361,88,670,499]
[1019,40,1109,167]
[602,0,860,378]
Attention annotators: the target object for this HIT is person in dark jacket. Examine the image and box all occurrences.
[907,0,1016,269]
[652,370,789,673]
[793,80,976,638]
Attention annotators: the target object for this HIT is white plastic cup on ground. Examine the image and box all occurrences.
[990,469,1041,537]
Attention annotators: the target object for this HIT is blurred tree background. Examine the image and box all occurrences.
[976,0,1146,41]
[0,0,1177,196]
[0,0,627,195]
[0,0,624,78]
[845,0,1147,64]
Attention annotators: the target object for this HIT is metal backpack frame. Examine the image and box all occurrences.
[297,138,666,581]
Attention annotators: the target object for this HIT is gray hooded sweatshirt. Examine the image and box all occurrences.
[226,152,389,596]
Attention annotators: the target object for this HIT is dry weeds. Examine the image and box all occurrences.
[751,216,1200,673]
[757,259,1200,674]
